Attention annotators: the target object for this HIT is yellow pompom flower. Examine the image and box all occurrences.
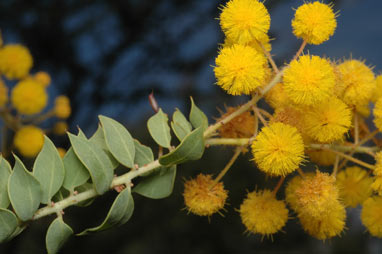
[307,149,337,166]
[299,202,346,240]
[54,95,71,119]
[252,122,305,176]
[361,196,382,237]
[183,174,228,216]
[285,173,314,212]
[53,121,68,135]
[0,79,8,107]
[214,44,267,95]
[373,97,382,131]
[11,79,48,115]
[33,71,51,87]
[372,75,382,103]
[239,189,288,237]
[283,55,335,106]
[0,44,33,80]
[371,177,382,196]
[223,33,272,53]
[303,97,352,143]
[374,152,382,177]
[265,83,291,109]
[336,166,373,208]
[220,0,270,45]
[292,2,337,45]
[337,59,376,106]
[217,106,256,138]
[57,148,66,158]
[14,126,44,157]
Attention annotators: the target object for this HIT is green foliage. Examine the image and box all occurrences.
[0,208,18,242]
[147,108,172,148]
[189,97,208,131]
[62,148,90,192]
[46,217,73,254]
[171,109,192,141]
[0,157,11,208]
[89,125,119,169]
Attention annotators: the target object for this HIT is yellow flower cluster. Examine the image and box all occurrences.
[13,126,44,157]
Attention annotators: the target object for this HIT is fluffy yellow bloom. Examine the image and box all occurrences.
[307,149,337,166]
[0,44,33,80]
[292,2,337,45]
[11,79,48,115]
[54,95,71,119]
[374,152,382,177]
[214,44,267,95]
[299,202,346,240]
[371,177,382,196]
[14,126,44,157]
[336,166,373,208]
[283,55,335,106]
[217,106,256,138]
[183,174,228,216]
[57,148,66,158]
[303,97,352,143]
[285,173,314,212]
[223,33,272,53]
[239,190,288,236]
[372,75,382,103]
[373,98,382,131]
[361,196,382,237]
[265,83,291,109]
[252,122,305,176]
[0,79,8,107]
[337,60,376,106]
[220,0,270,45]
[295,171,339,218]
[33,71,51,87]
[53,121,68,135]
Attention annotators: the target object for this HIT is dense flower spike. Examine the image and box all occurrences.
[252,122,304,176]
[217,106,256,138]
[0,44,33,79]
[11,79,48,115]
[337,59,376,106]
[214,44,267,95]
[183,174,228,216]
[336,166,373,208]
[361,196,382,237]
[54,95,71,119]
[283,55,335,106]
[220,0,270,45]
[0,78,8,107]
[374,98,382,131]
[292,2,337,45]
[303,97,352,143]
[13,125,44,157]
[239,190,288,236]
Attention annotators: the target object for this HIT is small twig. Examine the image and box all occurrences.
[272,177,285,196]
[354,112,359,145]
[261,43,279,73]
[252,106,268,126]
[292,40,307,61]
[322,147,375,170]
[297,168,305,177]
[332,155,340,177]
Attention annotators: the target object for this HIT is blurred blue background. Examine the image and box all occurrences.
[1,0,382,253]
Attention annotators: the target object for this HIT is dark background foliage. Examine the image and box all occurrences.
[1,0,382,253]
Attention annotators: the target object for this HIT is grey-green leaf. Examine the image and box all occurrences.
[89,125,119,169]
[171,109,192,141]
[46,217,73,254]
[147,108,171,148]
[8,155,42,221]
[99,115,135,168]
[75,183,96,207]
[77,188,134,235]
[134,140,154,167]
[189,97,208,131]
[33,136,65,204]
[62,148,90,192]
[0,208,18,243]
[0,157,12,208]
[159,127,205,166]
[133,165,176,199]
[68,133,114,195]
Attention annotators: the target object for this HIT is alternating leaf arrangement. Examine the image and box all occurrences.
[0,98,206,253]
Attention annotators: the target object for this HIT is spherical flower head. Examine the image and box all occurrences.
[33,71,51,87]
[374,152,382,177]
[337,59,376,106]
[299,201,346,240]
[372,75,382,103]
[292,2,337,45]
[361,196,382,237]
[307,149,337,166]
[371,177,382,196]
[183,174,228,216]
[283,55,335,106]
[0,44,33,80]
[11,79,48,115]
[373,97,382,132]
[252,122,305,176]
[0,79,8,107]
[295,171,339,218]
[57,148,66,158]
[285,173,314,212]
[265,83,291,109]
[303,97,352,143]
[336,166,373,208]
[239,189,288,236]
[14,125,44,157]
[217,106,256,138]
[54,95,71,119]
[53,121,68,136]
[220,0,270,45]
[214,44,267,95]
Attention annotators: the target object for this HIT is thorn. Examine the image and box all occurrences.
[114,184,126,193]
[60,210,65,215]
[130,182,134,187]
[73,191,78,196]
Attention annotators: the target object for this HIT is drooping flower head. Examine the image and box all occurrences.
[292,2,337,45]
[239,189,288,237]
[183,174,228,216]
[11,79,48,115]
[361,196,382,238]
[0,44,33,80]
[214,44,267,95]
[220,0,270,45]
[252,122,305,176]
[14,126,44,157]
[283,55,336,106]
